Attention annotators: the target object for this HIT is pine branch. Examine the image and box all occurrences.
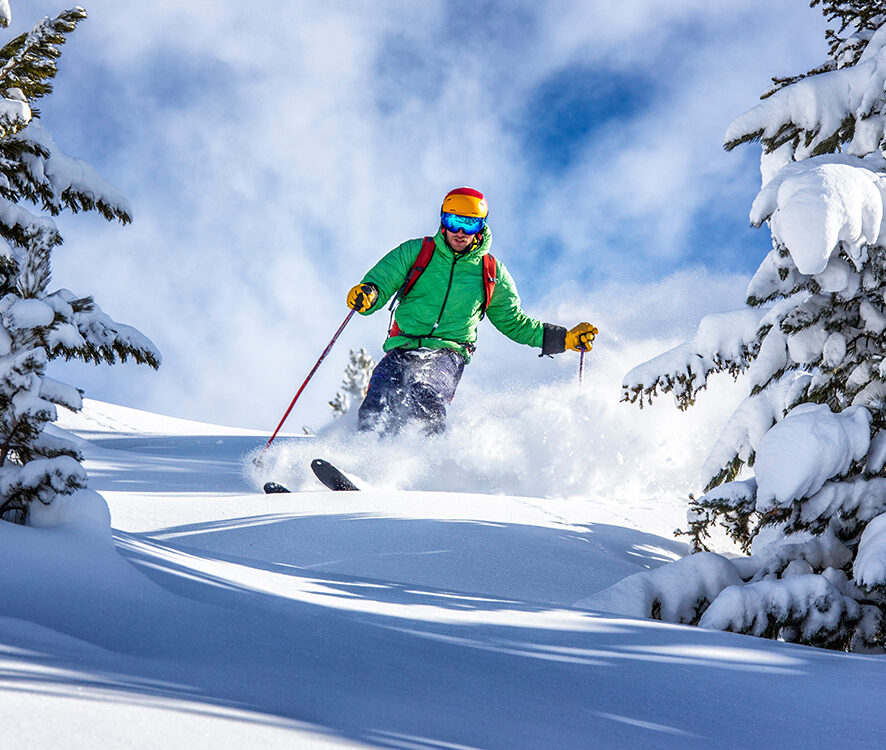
[811,0,886,64]
[0,7,87,102]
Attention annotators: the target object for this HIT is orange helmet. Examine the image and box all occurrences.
[441,187,489,219]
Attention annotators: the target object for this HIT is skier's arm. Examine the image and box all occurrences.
[353,239,423,315]
[485,262,551,349]
[486,261,596,355]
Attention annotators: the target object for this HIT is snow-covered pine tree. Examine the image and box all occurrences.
[612,1,886,651]
[0,6,159,523]
[329,347,374,417]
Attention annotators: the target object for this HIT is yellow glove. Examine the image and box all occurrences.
[565,322,598,352]
[347,283,378,312]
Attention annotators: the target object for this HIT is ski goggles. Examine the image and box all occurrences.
[441,211,486,235]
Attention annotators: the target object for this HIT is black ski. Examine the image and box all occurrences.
[263,460,359,493]
[311,458,360,491]
[263,481,291,494]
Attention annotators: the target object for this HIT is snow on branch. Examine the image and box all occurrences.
[0,454,85,510]
[750,154,886,275]
[47,290,160,368]
[799,477,886,534]
[0,193,58,250]
[576,532,871,650]
[0,90,29,140]
[725,24,886,159]
[622,309,763,409]
[38,375,81,411]
[574,552,743,624]
[699,393,778,491]
[856,513,886,590]
[0,7,86,103]
[697,573,862,649]
[753,403,871,512]
[743,525,854,582]
[29,428,80,462]
[684,478,758,553]
[0,347,47,394]
[810,1,886,69]
[15,123,132,223]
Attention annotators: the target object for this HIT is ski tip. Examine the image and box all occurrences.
[311,458,360,491]
[263,481,291,494]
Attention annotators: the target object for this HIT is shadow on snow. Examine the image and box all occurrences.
[1,515,884,749]
[11,430,884,748]
[126,513,687,607]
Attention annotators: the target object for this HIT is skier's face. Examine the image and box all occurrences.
[443,228,475,253]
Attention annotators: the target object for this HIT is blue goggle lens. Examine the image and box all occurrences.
[441,211,486,235]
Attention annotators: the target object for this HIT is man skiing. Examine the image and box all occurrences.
[346,187,597,435]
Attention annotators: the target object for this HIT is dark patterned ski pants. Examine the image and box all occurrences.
[357,347,466,436]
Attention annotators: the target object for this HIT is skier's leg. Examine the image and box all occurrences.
[357,349,407,433]
[405,349,466,434]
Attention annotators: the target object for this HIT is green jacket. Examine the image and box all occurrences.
[360,228,546,362]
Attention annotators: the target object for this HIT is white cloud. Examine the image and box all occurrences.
[19,0,829,428]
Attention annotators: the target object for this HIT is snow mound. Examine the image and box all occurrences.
[27,488,112,535]
[573,551,742,622]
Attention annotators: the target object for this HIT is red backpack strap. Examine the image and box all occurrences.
[481,253,497,315]
[400,236,436,300]
[387,236,437,336]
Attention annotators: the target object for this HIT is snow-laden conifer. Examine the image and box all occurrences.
[616,1,886,651]
[0,5,158,523]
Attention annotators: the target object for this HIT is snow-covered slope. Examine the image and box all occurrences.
[58,397,270,436]
[0,399,882,748]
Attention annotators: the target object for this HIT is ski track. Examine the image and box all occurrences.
[0,401,884,748]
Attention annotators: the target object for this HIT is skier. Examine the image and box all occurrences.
[346,187,597,435]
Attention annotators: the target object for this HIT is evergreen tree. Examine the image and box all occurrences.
[329,348,374,417]
[615,1,886,651]
[0,6,158,523]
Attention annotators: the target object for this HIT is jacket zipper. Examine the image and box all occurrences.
[428,254,459,334]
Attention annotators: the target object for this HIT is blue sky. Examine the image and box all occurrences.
[6,1,830,428]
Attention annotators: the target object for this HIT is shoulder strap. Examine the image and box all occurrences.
[386,237,437,337]
[481,253,497,314]
[401,236,436,299]
[388,236,436,315]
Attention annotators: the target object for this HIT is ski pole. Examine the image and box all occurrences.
[263,307,357,451]
[579,347,585,385]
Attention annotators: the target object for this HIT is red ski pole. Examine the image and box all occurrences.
[263,308,357,451]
